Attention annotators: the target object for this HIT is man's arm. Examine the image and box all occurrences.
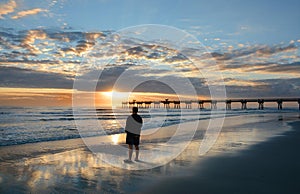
[125,116,129,132]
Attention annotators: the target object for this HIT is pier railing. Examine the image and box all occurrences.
[121,98,300,110]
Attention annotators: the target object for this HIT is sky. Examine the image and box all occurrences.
[0,0,299,107]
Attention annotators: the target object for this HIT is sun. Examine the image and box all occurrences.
[103,90,113,97]
[97,90,132,108]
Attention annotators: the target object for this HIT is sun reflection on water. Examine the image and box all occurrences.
[111,134,120,145]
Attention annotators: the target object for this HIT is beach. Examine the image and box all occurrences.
[0,111,299,193]
[142,119,300,194]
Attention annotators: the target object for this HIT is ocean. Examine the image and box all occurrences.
[0,106,299,147]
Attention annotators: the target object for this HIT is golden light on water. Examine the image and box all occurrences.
[111,134,120,145]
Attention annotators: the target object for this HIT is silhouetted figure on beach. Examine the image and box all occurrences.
[125,107,143,162]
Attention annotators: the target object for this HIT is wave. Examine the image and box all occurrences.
[1,107,299,147]
[0,134,82,146]
[0,112,11,115]
[40,117,75,121]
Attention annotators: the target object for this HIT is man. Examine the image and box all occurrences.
[125,107,143,162]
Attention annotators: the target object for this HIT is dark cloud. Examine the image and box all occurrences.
[75,63,207,95]
[74,66,130,91]
[133,80,177,94]
[0,59,58,65]
[212,44,297,61]
[251,61,300,73]
[147,52,162,59]
[163,53,188,63]
[225,78,300,98]
[1,64,299,99]
[220,61,300,74]
[127,46,145,55]
[0,66,73,89]
[44,30,107,42]
[255,44,297,56]
[97,66,129,90]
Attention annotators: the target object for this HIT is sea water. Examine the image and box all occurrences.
[0,106,298,146]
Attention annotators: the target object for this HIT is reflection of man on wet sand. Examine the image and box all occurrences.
[125,107,143,162]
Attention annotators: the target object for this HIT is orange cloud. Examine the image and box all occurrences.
[223,78,266,87]
[11,8,47,19]
[20,29,48,54]
[0,0,17,19]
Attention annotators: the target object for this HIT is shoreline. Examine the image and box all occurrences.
[1,112,296,162]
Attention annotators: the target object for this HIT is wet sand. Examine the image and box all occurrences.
[0,113,299,193]
[142,120,300,194]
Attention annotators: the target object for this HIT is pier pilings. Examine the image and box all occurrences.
[122,98,299,110]
[258,99,264,110]
[226,100,232,110]
[241,99,247,110]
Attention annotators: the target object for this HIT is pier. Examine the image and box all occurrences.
[121,98,300,110]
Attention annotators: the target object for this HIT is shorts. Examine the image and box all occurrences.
[126,131,140,146]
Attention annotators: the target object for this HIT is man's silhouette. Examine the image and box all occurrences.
[125,107,143,162]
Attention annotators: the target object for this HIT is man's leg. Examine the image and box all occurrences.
[134,145,139,161]
[128,144,133,161]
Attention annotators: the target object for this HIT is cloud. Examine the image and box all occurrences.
[211,42,299,78]
[20,29,48,54]
[11,8,48,19]
[0,28,104,74]
[220,61,300,75]
[2,64,299,99]
[250,62,300,74]
[0,27,300,99]
[0,28,107,57]
[118,75,207,96]
[0,58,81,76]
[212,44,297,61]
[163,53,188,63]
[225,78,300,98]
[0,66,74,89]
[223,78,265,87]
[51,31,107,56]
[0,0,17,19]
[126,80,177,94]
[255,44,297,56]
[74,63,206,95]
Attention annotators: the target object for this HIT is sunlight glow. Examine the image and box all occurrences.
[103,91,113,97]
[111,134,120,145]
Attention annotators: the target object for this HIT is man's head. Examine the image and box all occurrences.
[132,107,138,114]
